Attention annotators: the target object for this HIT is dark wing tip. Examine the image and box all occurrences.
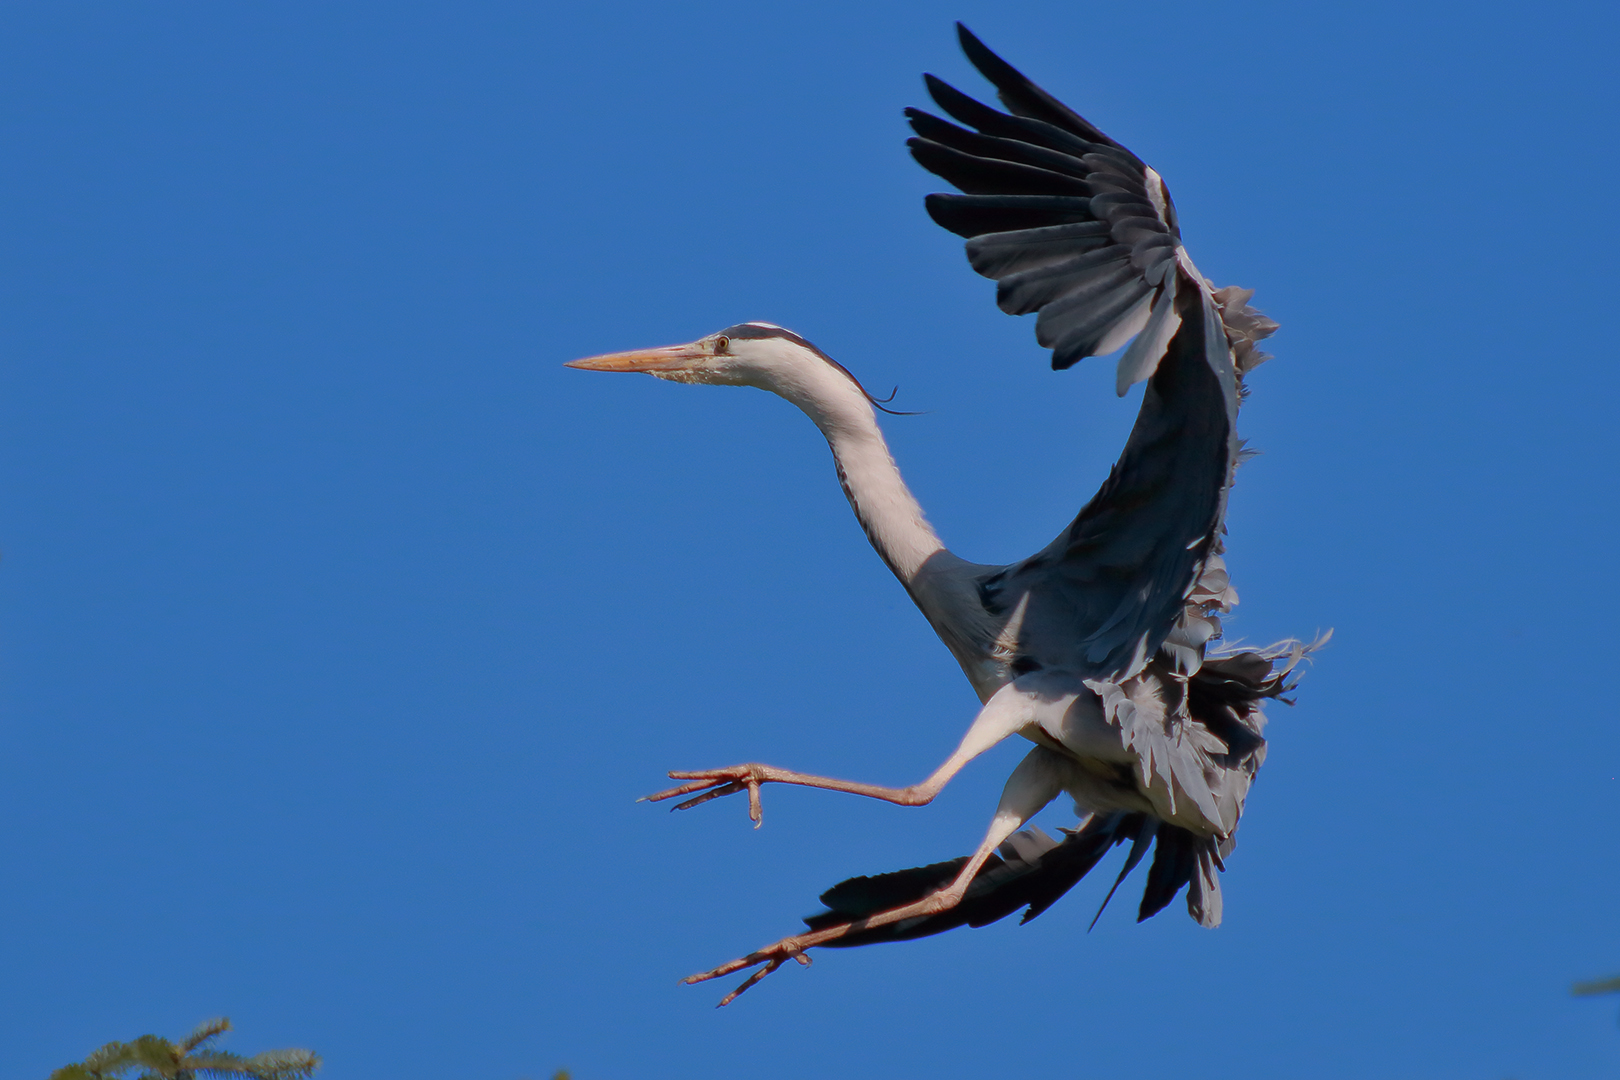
[951,22,1119,149]
[954,23,1016,93]
[954,21,982,55]
[921,191,975,237]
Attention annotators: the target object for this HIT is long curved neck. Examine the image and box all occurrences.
[765,359,944,585]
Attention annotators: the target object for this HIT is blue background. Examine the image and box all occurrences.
[3,2,1617,1077]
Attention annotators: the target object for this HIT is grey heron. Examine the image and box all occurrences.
[569,24,1312,1006]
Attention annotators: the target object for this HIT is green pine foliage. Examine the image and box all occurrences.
[49,1018,319,1080]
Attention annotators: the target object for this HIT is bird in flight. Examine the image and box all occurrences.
[569,24,1313,1006]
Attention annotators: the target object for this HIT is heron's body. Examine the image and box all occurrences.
[570,25,1312,1004]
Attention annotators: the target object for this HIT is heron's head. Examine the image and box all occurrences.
[569,321,878,398]
[569,322,911,428]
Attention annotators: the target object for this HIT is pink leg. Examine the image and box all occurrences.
[688,747,1068,1005]
[644,762,939,827]
[643,681,1037,827]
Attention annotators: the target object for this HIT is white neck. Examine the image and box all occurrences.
[760,356,944,585]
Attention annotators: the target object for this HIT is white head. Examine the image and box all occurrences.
[569,321,940,578]
[567,322,898,419]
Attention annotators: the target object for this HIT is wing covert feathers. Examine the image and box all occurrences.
[981,275,1237,681]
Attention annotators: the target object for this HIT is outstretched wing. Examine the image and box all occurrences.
[911,24,1188,390]
[913,25,1248,680]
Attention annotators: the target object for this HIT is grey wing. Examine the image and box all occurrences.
[910,23,1187,390]
[1005,284,1237,678]
[912,26,1241,679]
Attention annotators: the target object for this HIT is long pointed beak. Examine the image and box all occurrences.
[566,341,709,373]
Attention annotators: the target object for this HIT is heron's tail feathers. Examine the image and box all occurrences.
[1137,822,1226,928]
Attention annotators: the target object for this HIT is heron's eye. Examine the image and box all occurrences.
[715,335,730,354]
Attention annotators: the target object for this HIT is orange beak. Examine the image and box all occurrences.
[565,341,710,374]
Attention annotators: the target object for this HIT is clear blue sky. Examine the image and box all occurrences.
[3,2,1616,1077]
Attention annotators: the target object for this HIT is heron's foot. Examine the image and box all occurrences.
[684,936,814,1007]
[684,885,966,1005]
[643,763,777,827]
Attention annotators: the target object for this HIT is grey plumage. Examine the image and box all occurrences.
[976,275,1233,679]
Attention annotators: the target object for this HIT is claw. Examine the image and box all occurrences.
[692,945,811,1006]
[680,848,986,1002]
[670,781,746,811]
[642,766,769,827]
[642,775,731,802]
[716,958,783,1007]
[683,953,758,985]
